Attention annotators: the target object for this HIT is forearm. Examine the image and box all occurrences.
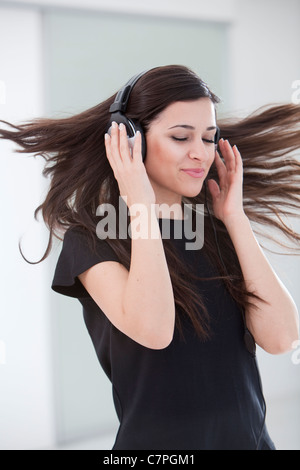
[123,205,175,349]
[225,214,299,354]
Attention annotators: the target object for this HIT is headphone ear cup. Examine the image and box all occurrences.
[214,126,220,148]
[107,112,130,136]
[107,114,146,162]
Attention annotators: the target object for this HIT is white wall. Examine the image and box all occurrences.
[2,0,236,22]
[230,0,300,111]
[0,0,299,450]
[0,7,56,449]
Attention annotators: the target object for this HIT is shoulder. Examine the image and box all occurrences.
[52,225,121,298]
[64,225,120,261]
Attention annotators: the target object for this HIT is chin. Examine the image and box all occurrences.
[181,184,204,198]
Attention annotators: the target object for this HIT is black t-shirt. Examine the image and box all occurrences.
[52,220,275,450]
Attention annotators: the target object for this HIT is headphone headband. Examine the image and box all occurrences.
[107,70,148,160]
[109,70,148,114]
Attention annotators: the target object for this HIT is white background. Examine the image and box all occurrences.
[0,0,299,450]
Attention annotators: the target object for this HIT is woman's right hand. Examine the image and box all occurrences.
[104,122,156,212]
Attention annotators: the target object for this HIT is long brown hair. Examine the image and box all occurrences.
[1,65,300,340]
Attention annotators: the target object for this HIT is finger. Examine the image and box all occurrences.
[207,178,220,199]
[219,138,236,172]
[232,144,243,175]
[104,132,120,176]
[119,123,132,164]
[110,121,123,163]
[214,150,227,186]
[132,130,143,162]
[104,132,112,163]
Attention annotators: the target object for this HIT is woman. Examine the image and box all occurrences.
[1,65,299,450]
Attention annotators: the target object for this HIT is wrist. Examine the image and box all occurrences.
[223,212,249,233]
[129,202,156,218]
[128,203,162,240]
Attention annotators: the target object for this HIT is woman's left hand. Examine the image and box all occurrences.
[206,138,245,226]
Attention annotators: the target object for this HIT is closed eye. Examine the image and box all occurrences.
[171,136,188,142]
[171,136,215,143]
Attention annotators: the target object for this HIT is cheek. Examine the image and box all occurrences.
[207,148,216,169]
[145,140,175,176]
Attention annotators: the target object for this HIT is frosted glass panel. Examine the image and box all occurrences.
[44,9,229,445]
[44,10,229,115]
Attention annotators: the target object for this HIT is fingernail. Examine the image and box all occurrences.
[112,121,117,128]
[119,123,124,130]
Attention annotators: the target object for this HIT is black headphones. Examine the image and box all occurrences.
[107,70,221,162]
[107,71,148,161]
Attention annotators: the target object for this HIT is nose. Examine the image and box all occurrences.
[188,140,210,161]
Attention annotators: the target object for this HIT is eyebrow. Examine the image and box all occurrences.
[168,124,217,131]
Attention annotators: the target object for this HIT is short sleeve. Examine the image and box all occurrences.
[51,227,121,298]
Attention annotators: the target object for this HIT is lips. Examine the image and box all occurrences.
[181,168,205,178]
